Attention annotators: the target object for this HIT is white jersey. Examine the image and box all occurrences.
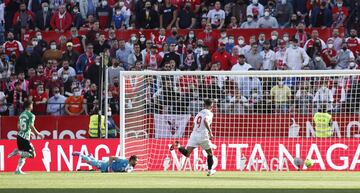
[187,109,214,149]
[192,109,213,135]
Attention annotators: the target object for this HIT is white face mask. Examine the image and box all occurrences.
[102,1,108,6]
[228,39,234,44]
[203,50,209,55]
[327,44,334,48]
[32,41,38,46]
[55,93,60,98]
[252,0,258,4]
[247,17,253,22]
[62,74,69,80]
[221,33,227,38]
[108,112,112,116]
[281,0,287,4]
[52,76,58,80]
[116,11,121,15]
[50,45,57,50]
[238,40,244,45]
[283,36,289,41]
[264,12,270,17]
[119,1,124,7]
[131,36,137,41]
[74,91,81,97]
[271,35,277,40]
[189,34,194,38]
[140,37,146,42]
[38,90,44,94]
[337,3,342,7]
[315,56,321,62]
[37,35,42,40]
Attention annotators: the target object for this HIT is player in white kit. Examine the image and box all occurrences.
[170,99,216,176]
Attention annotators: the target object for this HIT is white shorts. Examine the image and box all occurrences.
[187,132,211,150]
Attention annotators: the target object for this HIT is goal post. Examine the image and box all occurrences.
[119,70,360,172]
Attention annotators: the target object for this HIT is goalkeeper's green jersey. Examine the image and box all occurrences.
[18,110,35,140]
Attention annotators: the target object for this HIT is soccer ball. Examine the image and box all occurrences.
[304,159,314,168]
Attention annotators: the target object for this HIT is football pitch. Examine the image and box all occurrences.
[1,171,360,193]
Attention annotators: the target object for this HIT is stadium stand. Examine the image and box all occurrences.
[0,0,359,120]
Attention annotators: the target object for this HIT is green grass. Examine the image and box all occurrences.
[0,171,360,193]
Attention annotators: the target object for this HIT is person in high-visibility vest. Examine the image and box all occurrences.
[89,112,105,138]
[313,105,333,138]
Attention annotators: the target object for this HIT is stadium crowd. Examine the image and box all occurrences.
[0,0,359,116]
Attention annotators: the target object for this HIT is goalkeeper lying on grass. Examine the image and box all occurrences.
[72,152,137,172]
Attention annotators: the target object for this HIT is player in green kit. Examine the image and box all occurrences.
[8,100,44,174]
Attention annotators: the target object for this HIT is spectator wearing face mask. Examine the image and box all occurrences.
[35,2,52,31]
[258,8,279,28]
[47,87,67,116]
[198,46,212,70]
[313,80,334,112]
[58,59,76,79]
[111,7,126,29]
[176,2,196,29]
[84,56,102,86]
[137,1,159,29]
[283,39,310,70]
[96,0,112,29]
[225,35,235,54]
[321,39,337,69]
[65,87,87,116]
[332,0,348,28]
[29,84,49,115]
[335,42,355,69]
[42,40,63,62]
[240,15,259,28]
[15,44,42,74]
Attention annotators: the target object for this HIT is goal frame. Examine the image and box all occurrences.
[118,70,360,159]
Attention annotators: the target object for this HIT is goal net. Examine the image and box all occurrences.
[119,70,360,172]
